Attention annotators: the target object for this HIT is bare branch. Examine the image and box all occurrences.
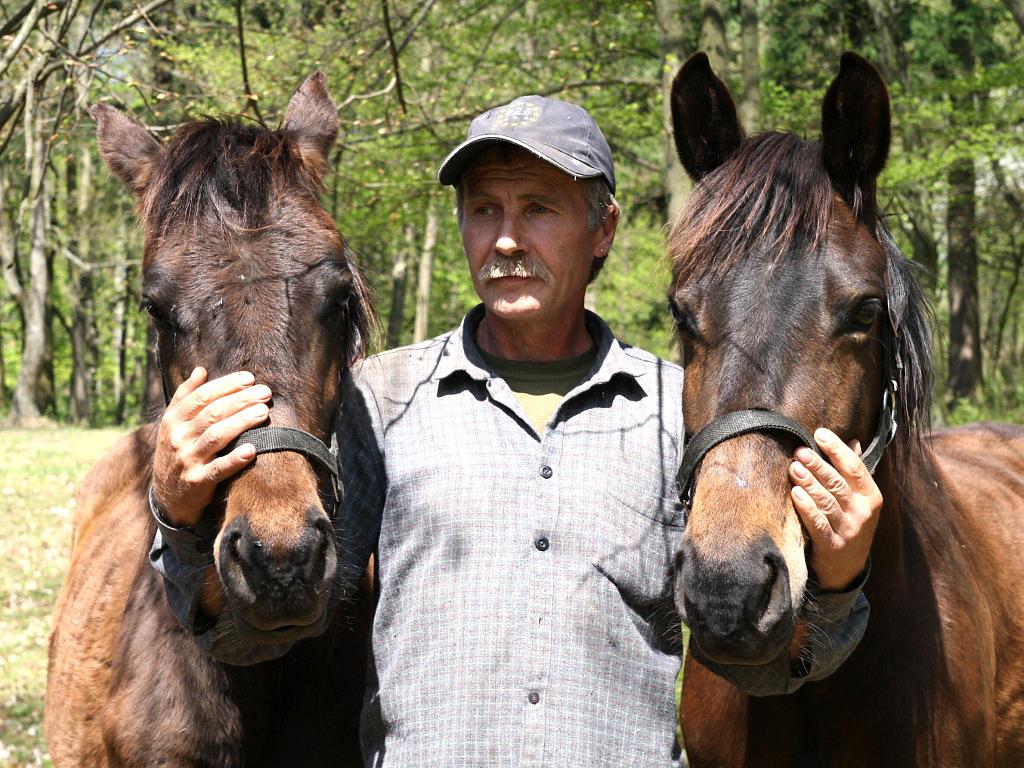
[0,0,46,81]
[234,0,264,125]
[78,0,175,57]
[381,0,407,115]
[338,76,396,110]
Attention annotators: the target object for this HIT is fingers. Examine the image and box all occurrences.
[791,482,839,548]
[175,370,257,420]
[791,443,850,510]
[187,442,257,488]
[813,428,873,494]
[169,366,207,406]
[789,457,843,537]
[194,402,270,457]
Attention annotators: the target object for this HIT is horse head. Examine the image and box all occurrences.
[90,73,372,640]
[667,53,931,667]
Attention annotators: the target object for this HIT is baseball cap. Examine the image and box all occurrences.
[437,95,616,194]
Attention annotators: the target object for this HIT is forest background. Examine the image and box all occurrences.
[1,0,1023,426]
[1,0,1022,764]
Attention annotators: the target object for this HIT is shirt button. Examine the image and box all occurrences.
[540,465,553,479]
[528,691,540,705]
[535,537,549,551]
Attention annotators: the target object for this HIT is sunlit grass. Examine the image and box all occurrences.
[0,428,128,768]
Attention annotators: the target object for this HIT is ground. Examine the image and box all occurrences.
[0,427,127,768]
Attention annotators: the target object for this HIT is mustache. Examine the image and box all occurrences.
[478,255,552,282]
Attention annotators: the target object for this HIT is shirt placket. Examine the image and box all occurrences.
[518,418,564,767]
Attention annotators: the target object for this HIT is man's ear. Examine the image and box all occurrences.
[89,104,162,194]
[281,71,339,182]
[670,52,745,182]
[820,52,891,224]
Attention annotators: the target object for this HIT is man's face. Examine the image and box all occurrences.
[459,147,614,327]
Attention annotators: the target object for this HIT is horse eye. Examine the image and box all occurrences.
[323,276,353,315]
[668,298,694,335]
[847,298,883,333]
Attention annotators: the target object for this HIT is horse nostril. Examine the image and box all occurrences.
[228,529,244,562]
[754,550,790,632]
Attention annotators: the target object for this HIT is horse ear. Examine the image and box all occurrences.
[89,104,161,194]
[821,52,891,221]
[282,71,338,181]
[670,52,745,181]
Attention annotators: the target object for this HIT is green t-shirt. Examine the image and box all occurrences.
[477,343,597,435]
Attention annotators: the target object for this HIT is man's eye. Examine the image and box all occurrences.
[474,206,494,216]
[529,204,552,214]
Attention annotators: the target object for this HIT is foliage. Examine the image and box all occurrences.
[0,0,1022,425]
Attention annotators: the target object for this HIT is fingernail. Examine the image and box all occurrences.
[794,446,814,463]
[238,371,255,385]
[192,366,206,379]
[249,403,268,417]
[792,485,809,501]
[814,428,833,445]
[252,385,272,399]
[239,444,256,458]
[791,462,808,479]
[851,439,862,455]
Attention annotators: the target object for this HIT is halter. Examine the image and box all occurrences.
[673,334,900,509]
[155,346,341,520]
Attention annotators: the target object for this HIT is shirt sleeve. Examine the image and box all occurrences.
[147,368,386,665]
[687,564,870,697]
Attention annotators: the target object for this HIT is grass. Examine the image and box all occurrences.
[0,427,128,768]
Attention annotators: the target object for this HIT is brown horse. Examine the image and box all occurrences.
[669,53,1024,766]
[46,74,373,767]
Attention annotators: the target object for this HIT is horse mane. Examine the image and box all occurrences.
[668,131,933,457]
[879,225,933,462]
[144,118,375,363]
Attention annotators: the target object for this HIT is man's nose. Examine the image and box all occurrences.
[495,235,520,256]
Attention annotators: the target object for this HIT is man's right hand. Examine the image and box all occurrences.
[152,368,272,528]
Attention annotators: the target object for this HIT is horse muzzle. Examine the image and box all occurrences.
[677,533,795,666]
[217,509,337,633]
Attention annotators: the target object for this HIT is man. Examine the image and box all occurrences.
[150,95,879,765]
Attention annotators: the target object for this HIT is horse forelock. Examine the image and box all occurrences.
[141,119,319,236]
[668,133,834,288]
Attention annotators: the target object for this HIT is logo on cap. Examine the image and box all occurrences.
[494,101,541,129]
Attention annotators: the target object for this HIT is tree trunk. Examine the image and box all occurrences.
[12,84,49,423]
[112,227,128,423]
[386,221,414,349]
[738,0,760,131]
[413,203,439,343]
[700,0,727,75]
[654,0,692,221]
[946,0,982,406]
[0,171,17,409]
[1002,0,1024,35]
[67,140,94,423]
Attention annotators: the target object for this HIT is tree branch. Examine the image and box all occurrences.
[380,0,407,115]
[0,0,46,81]
[234,0,264,125]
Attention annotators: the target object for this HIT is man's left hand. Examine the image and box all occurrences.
[788,428,883,591]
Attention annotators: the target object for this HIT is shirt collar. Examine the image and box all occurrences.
[433,304,648,392]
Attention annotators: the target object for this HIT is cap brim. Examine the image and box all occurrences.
[437,134,609,190]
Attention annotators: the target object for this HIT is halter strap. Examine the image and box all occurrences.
[676,381,898,506]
